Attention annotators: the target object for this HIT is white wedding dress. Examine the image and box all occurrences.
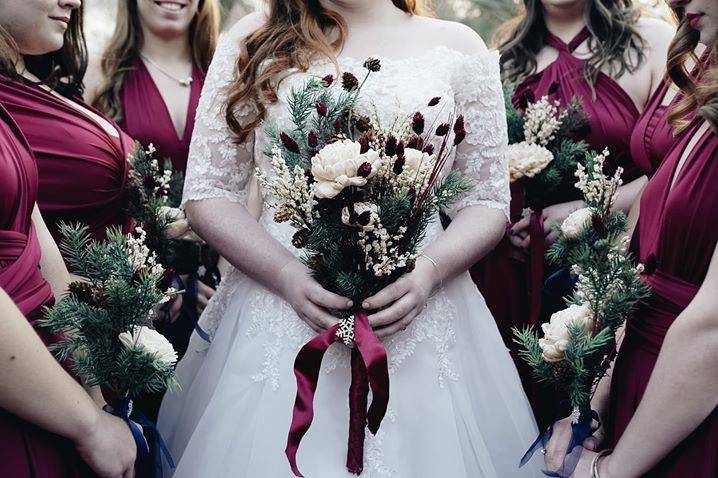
[158,25,543,478]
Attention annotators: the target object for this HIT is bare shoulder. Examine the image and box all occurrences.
[224,11,267,42]
[635,16,676,52]
[413,16,488,55]
[83,50,104,103]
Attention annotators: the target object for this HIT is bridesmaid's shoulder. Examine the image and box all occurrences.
[412,16,488,56]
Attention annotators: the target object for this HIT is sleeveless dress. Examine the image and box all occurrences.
[0,103,91,478]
[606,119,718,477]
[118,59,204,173]
[157,30,543,478]
[0,78,134,243]
[472,27,642,425]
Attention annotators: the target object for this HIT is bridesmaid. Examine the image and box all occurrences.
[0,87,135,476]
[88,0,220,173]
[0,0,134,244]
[549,1,718,476]
[478,0,674,425]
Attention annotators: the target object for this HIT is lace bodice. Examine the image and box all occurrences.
[182,31,510,247]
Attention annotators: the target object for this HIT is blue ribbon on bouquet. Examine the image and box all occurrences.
[544,267,578,302]
[103,398,175,478]
[174,273,211,343]
[519,409,598,477]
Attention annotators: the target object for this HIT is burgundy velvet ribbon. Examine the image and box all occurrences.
[285,311,389,477]
[528,211,546,326]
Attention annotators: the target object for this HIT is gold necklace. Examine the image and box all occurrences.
[140,53,192,87]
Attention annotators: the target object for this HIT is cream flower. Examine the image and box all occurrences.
[539,303,595,362]
[311,139,382,199]
[560,207,593,239]
[402,148,434,176]
[119,326,178,366]
[341,202,379,232]
[508,141,554,182]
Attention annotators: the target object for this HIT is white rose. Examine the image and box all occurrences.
[402,148,434,176]
[560,207,593,239]
[341,202,379,231]
[119,326,178,366]
[311,139,382,199]
[507,141,554,182]
[538,303,594,362]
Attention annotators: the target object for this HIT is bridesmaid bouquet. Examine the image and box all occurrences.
[506,84,590,210]
[256,58,471,476]
[40,223,178,476]
[514,149,649,476]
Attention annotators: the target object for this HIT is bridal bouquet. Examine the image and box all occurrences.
[257,58,472,476]
[514,150,649,476]
[40,223,179,476]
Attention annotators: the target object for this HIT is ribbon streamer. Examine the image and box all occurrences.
[528,211,546,326]
[285,311,389,477]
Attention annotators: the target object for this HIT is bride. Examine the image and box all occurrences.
[158,1,542,476]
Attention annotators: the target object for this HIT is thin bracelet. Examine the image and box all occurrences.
[591,449,613,478]
[418,252,443,291]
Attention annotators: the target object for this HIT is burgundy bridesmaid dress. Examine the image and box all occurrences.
[606,118,718,477]
[119,59,204,172]
[0,104,92,478]
[473,27,642,425]
[0,77,134,243]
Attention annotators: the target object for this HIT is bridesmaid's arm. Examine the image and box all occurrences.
[33,204,71,301]
[592,245,718,478]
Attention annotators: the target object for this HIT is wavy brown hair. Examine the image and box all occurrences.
[667,17,717,132]
[496,0,645,87]
[226,0,429,143]
[0,5,87,97]
[93,0,220,123]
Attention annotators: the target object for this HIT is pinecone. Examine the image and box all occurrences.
[342,72,359,91]
[292,229,310,249]
[307,255,323,271]
[69,281,108,308]
[405,258,417,273]
[353,115,371,133]
[273,206,293,223]
[363,58,381,72]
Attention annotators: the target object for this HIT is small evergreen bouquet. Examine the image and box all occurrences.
[506,84,591,211]
[258,58,472,476]
[40,223,179,474]
[514,149,649,476]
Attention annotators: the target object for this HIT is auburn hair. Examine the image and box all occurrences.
[496,0,645,87]
[226,0,429,143]
[0,4,87,97]
[667,16,717,133]
[93,0,220,123]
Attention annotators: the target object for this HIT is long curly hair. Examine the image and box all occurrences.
[667,16,717,132]
[496,0,645,87]
[93,0,220,123]
[0,4,87,97]
[226,0,429,144]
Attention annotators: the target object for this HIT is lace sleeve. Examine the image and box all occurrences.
[447,50,510,219]
[181,33,256,207]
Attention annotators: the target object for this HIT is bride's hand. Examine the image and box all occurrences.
[277,260,353,333]
[363,257,440,339]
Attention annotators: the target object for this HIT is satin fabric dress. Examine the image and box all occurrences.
[118,59,204,173]
[0,78,134,243]
[0,103,92,478]
[606,118,718,477]
[472,27,642,426]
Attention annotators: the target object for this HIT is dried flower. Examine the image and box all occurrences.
[428,96,441,107]
[311,139,382,199]
[341,202,379,232]
[422,144,435,155]
[453,115,465,133]
[396,140,405,157]
[354,115,371,133]
[273,205,293,223]
[507,142,554,182]
[363,58,381,72]
[119,326,178,366]
[322,74,334,87]
[560,207,593,239]
[307,131,318,149]
[342,72,359,91]
[407,136,424,151]
[333,116,343,134]
[453,130,466,146]
[280,132,300,154]
[385,135,398,157]
[539,304,594,362]
[359,136,370,154]
[435,123,450,136]
[315,101,328,117]
[411,112,425,135]
[292,229,310,249]
[393,156,405,174]
[548,82,560,96]
[357,161,373,178]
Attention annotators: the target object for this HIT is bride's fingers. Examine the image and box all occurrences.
[362,279,409,310]
[301,301,340,331]
[374,306,421,338]
[368,294,414,328]
[308,285,353,310]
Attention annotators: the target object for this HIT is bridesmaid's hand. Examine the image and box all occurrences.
[277,260,353,333]
[541,200,584,246]
[545,415,602,472]
[509,216,531,253]
[75,410,136,478]
[568,448,597,478]
[363,256,440,339]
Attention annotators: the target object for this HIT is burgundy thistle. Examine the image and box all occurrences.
[315,101,328,117]
[280,132,301,154]
[422,144,435,155]
[322,74,334,87]
[342,72,359,91]
[385,135,398,156]
[307,131,318,149]
[453,129,467,146]
[396,140,405,157]
[393,156,405,174]
[453,115,465,134]
[333,116,343,134]
[359,136,370,154]
[363,58,381,72]
[435,123,450,137]
[412,112,425,135]
[357,161,373,178]
[143,174,157,190]
[519,90,536,110]
[428,96,441,107]
[407,136,424,151]
[548,82,560,96]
